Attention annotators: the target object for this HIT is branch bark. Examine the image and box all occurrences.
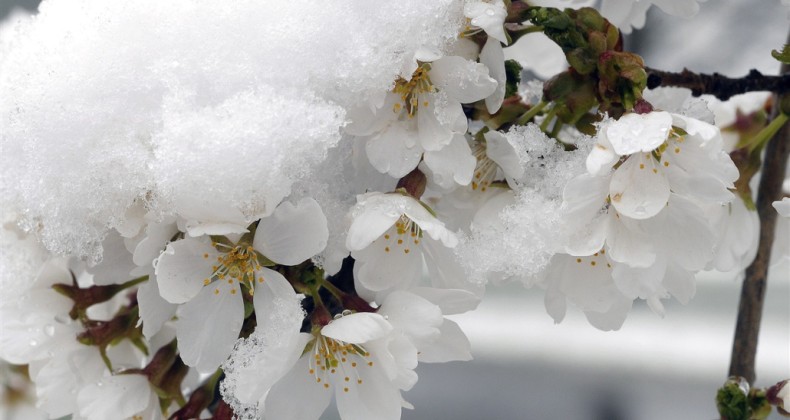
[728,59,790,384]
[645,67,790,100]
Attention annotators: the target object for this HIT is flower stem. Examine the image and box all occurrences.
[516,101,547,125]
[746,112,788,153]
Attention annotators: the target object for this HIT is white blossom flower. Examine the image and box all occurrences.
[346,192,481,302]
[154,198,328,373]
[226,290,473,420]
[347,57,496,178]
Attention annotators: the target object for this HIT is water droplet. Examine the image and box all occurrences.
[55,314,72,325]
[485,8,495,16]
[29,339,38,347]
[96,381,103,388]
[44,324,55,337]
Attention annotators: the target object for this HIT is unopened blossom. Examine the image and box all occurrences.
[154,198,328,373]
[346,192,481,302]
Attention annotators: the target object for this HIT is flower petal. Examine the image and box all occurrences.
[154,238,218,304]
[254,198,328,266]
[604,111,672,156]
[176,280,244,373]
[321,312,393,344]
[609,153,670,220]
[137,276,177,339]
[484,130,524,180]
[429,56,497,104]
[480,37,506,114]
[417,319,472,363]
[264,356,331,420]
[365,124,423,178]
[423,134,476,188]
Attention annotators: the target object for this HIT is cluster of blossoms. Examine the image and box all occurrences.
[1,0,788,419]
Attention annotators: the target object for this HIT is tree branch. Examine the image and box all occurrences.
[645,67,790,100]
[728,59,790,384]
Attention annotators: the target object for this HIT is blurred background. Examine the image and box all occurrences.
[1,1,788,419]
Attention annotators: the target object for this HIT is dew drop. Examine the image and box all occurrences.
[29,339,38,347]
[44,324,55,337]
[55,314,72,324]
[485,8,495,16]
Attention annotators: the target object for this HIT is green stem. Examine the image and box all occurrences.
[320,278,345,301]
[747,112,789,153]
[539,106,557,132]
[516,101,547,125]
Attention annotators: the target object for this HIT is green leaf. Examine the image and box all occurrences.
[772,44,790,64]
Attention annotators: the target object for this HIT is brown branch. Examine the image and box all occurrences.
[645,67,790,100]
[728,60,790,384]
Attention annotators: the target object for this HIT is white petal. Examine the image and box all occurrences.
[365,124,423,178]
[484,130,524,180]
[154,238,218,304]
[774,197,790,218]
[232,332,311,406]
[78,375,154,420]
[88,232,136,286]
[132,217,178,268]
[417,319,472,363]
[417,92,456,151]
[254,198,328,266]
[583,295,632,331]
[175,195,251,236]
[321,312,393,344]
[353,238,423,294]
[605,212,656,268]
[429,56,497,104]
[335,354,403,420]
[346,204,401,252]
[586,137,618,176]
[644,194,716,271]
[604,111,672,156]
[423,134,476,188]
[611,256,667,299]
[662,262,696,304]
[609,153,670,220]
[481,37,506,114]
[408,287,481,315]
[252,267,301,326]
[464,1,509,44]
[378,291,442,345]
[177,280,244,373]
[136,276,177,339]
[264,356,331,420]
[422,238,483,295]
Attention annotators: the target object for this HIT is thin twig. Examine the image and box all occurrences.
[728,53,790,385]
[645,67,790,100]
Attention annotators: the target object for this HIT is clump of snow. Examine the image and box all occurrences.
[0,0,466,263]
[455,124,591,284]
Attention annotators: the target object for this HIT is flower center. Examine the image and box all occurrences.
[381,215,422,255]
[205,243,263,294]
[471,141,498,192]
[308,335,373,392]
[393,64,435,118]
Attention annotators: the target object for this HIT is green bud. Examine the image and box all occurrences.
[717,377,751,420]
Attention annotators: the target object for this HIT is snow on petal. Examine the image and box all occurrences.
[604,111,672,156]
